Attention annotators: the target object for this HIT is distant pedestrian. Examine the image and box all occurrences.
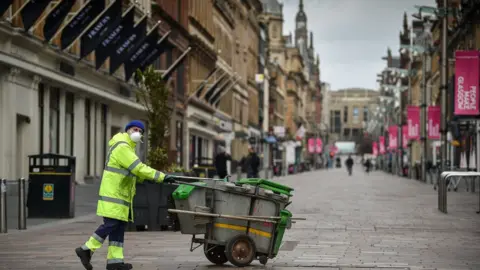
[345,155,354,176]
[245,145,260,178]
[364,159,371,173]
[214,146,231,179]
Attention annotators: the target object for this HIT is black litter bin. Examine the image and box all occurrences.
[27,153,76,218]
[128,172,196,232]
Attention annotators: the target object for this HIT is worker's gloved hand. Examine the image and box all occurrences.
[163,174,176,184]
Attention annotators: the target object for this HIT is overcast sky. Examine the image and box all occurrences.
[280,0,436,91]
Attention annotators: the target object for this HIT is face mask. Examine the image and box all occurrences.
[129,131,142,143]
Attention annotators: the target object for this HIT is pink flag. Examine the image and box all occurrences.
[315,138,323,153]
[407,105,420,140]
[428,106,441,139]
[372,142,378,156]
[379,136,385,154]
[402,125,408,149]
[454,50,480,116]
[307,138,315,153]
[388,126,398,149]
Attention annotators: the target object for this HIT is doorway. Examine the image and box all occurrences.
[16,114,29,178]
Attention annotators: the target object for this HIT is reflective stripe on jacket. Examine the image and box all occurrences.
[96,132,165,222]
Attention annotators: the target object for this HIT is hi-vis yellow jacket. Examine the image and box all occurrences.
[97,132,165,222]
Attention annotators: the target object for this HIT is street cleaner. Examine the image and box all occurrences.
[75,120,175,270]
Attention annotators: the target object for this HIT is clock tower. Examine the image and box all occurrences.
[294,0,308,56]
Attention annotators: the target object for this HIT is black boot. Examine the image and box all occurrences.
[75,247,93,270]
[106,263,133,270]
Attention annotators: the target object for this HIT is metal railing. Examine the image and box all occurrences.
[438,172,480,214]
[0,178,27,233]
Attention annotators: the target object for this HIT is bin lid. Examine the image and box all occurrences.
[28,153,75,160]
[237,178,294,196]
[172,182,206,200]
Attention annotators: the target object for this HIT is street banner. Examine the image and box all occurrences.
[60,0,105,50]
[402,125,408,149]
[43,0,76,42]
[407,105,420,140]
[109,15,147,74]
[372,142,378,156]
[454,50,480,116]
[388,126,398,149]
[80,0,122,60]
[427,105,441,139]
[315,138,322,153]
[379,136,385,154]
[124,31,171,81]
[21,0,53,32]
[0,0,14,17]
[95,7,135,70]
[307,138,315,153]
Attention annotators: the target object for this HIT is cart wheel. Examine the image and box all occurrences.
[136,225,146,232]
[225,235,256,267]
[454,188,458,192]
[259,255,268,265]
[204,245,228,265]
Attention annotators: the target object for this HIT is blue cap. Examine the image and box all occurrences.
[125,120,145,132]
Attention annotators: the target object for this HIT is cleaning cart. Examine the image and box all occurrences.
[168,177,302,267]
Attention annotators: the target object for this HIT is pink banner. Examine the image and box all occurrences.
[402,125,408,149]
[407,105,420,140]
[315,138,323,153]
[307,138,315,153]
[379,136,385,154]
[454,50,480,116]
[427,106,441,139]
[388,126,398,149]
[372,142,378,156]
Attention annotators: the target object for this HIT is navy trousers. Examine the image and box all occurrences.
[94,217,126,244]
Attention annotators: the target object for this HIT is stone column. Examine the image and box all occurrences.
[22,75,42,177]
[0,68,20,179]
[58,90,66,155]
[42,86,50,156]
[95,102,103,177]
[88,102,95,176]
[73,95,86,184]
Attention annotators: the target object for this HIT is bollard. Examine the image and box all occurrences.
[236,166,241,181]
[1,179,7,233]
[264,167,269,179]
[204,168,208,178]
[17,178,26,230]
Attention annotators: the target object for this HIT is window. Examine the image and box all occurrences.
[353,107,359,123]
[334,110,341,133]
[176,61,184,98]
[343,128,350,138]
[49,88,60,153]
[38,83,44,154]
[65,92,74,155]
[352,128,360,138]
[343,106,348,123]
[85,99,91,174]
[176,120,183,165]
[177,0,182,21]
[363,106,368,122]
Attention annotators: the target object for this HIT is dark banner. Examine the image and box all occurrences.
[124,30,171,81]
[0,0,14,17]
[80,0,122,59]
[43,0,76,42]
[109,16,147,74]
[204,75,228,102]
[210,80,233,105]
[22,0,53,31]
[94,7,135,70]
[60,0,105,50]
[195,67,218,98]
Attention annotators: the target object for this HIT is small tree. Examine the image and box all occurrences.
[136,67,172,171]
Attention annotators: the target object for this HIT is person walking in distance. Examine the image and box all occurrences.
[246,145,261,178]
[214,146,231,179]
[75,120,176,270]
[364,159,372,173]
[345,154,354,176]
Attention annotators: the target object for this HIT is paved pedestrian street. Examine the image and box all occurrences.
[1,168,479,270]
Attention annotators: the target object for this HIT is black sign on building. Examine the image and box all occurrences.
[43,0,77,42]
[79,0,122,59]
[94,6,135,70]
[21,0,53,31]
[60,0,105,50]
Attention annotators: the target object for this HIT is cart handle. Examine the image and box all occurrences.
[168,209,278,224]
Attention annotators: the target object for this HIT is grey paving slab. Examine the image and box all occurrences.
[0,167,479,270]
